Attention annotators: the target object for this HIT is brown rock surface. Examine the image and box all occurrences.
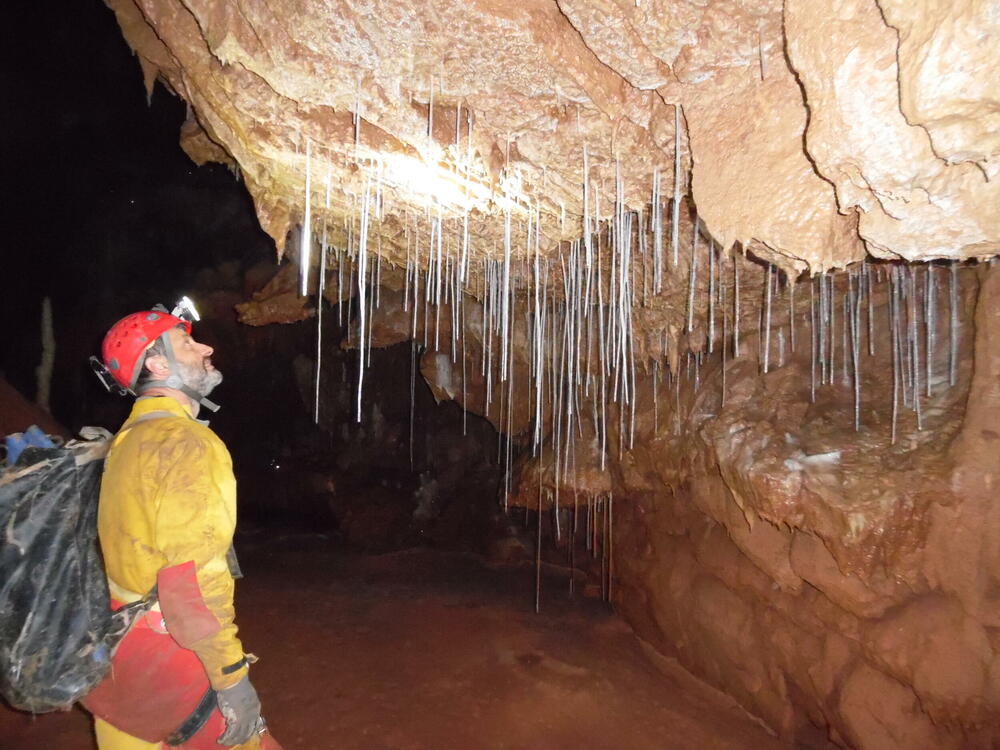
[785,0,1000,262]
[104,2,1000,747]
[502,263,998,746]
[107,0,999,273]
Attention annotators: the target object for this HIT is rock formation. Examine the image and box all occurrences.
[108,1,1000,746]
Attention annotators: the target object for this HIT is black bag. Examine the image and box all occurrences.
[0,429,146,713]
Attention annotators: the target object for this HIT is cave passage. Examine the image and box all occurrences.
[5,1,1000,749]
[1,537,782,750]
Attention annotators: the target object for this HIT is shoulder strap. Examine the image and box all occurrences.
[117,410,178,436]
[112,411,179,444]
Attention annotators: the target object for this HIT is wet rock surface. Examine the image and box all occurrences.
[34,3,999,746]
[106,0,998,268]
[232,252,1000,747]
[0,540,785,749]
[499,264,1000,746]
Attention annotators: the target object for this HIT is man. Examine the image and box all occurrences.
[83,305,281,750]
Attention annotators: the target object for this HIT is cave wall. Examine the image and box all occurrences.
[385,260,996,748]
[231,221,1000,747]
[232,209,1000,748]
[103,1,1000,745]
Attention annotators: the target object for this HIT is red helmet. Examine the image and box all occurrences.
[100,311,191,391]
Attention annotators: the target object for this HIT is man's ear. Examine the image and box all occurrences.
[144,353,171,379]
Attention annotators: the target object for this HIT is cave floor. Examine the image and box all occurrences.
[1,534,783,749]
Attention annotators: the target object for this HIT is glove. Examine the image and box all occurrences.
[215,674,264,746]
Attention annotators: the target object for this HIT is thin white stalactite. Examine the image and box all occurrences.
[898,267,911,409]
[299,139,312,297]
[810,277,817,403]
[949,262,958,387]
[849,271,861,431]
[501,208,512,381]
[866,261,875,357]
[652,168,662,293]
[686,215,699,334]
[314,235,327,424]
[909,267,922,430]
[671,104,682,266]
[355,177,371,423]
[583,145,592,269]
[434,211,443,350]
[338,246,345,326]
[841,291,849,385]
[925,263,935,397]
[828,273,835,386]
[403,229,411,314]
[733,259,741,357]
[721,278,728,405]
[789,274,796,353]
[818,273,827,385]
[462,286,468,435]
[891,268,900,444]
[707,240,716,353]
[763,263,773,374]
[652,360,659,432]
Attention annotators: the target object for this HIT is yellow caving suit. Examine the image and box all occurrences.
[85,396,262,749]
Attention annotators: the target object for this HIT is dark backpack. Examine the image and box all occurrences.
[0,428,153,713]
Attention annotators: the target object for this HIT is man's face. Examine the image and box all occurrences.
[166,325,223,395]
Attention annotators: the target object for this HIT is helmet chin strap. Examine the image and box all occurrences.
[141,330,221,412]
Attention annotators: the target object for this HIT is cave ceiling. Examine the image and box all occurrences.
[108,0,1000,281]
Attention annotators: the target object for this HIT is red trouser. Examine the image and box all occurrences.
[82,601,281,749]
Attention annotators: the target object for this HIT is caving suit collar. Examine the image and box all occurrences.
[129,395,210,427]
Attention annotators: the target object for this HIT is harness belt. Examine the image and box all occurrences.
[164,688,217,746]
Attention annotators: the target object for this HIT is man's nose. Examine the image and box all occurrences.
[198,342,214,357]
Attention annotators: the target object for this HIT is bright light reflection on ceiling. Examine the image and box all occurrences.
[378,152,519,213]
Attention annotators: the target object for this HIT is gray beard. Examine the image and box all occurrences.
[178,360,223,397]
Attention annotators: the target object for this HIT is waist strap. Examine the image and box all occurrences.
[108,578,161,613]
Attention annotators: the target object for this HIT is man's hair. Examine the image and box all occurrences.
[134,324,184,392]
